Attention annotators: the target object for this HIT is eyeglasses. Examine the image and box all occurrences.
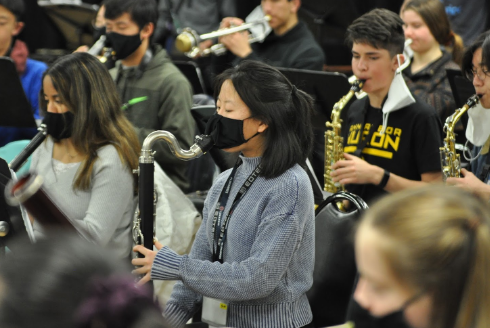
[466,66,490,81]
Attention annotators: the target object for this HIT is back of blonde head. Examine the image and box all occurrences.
[359,185,490,328]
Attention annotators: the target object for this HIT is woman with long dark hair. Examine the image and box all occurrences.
[134,60,316,328]
[30,52,141,259]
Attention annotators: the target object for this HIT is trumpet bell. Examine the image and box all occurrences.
[175,15,271,58]
[175,28,199,53]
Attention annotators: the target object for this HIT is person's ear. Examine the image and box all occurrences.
[13,21,24,36]
[290,0,301,13]
[140,22,154,40]
[392,54,405,71]
[258,121,268,133]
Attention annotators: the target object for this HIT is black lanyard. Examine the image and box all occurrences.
[211,159,262,263]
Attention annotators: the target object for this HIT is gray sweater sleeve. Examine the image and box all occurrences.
[153,172,307,326]
[68,146,134,246]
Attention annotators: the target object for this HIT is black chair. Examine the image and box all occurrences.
[307,191,368,328]
[174,61,208,95]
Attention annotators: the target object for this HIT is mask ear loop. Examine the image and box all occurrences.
[463,140,483,162]
[396,54,410,74]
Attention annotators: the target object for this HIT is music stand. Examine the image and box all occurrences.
[278,67,351,129]
[38,0,98,50]
[0,57,37,129]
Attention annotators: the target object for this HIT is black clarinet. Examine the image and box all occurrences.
[133,131,213,285]
[9,124,47,172]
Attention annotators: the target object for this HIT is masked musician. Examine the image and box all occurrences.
[30,52,140,259]
[401,0,464,124]
[446,31,490,199]
[330,9,443,205]
[219,0,325,71]
[353,185,490,328]
[103,0,195,192]
[133,60,316,328]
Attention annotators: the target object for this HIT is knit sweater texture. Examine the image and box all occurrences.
[152,156,315,328]
[30,137,135,259]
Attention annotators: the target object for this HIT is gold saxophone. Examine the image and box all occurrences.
[440,94,480,180]
[324,79,364,192]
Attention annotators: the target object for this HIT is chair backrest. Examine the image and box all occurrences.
[0,140,32,176]
[174,60,207,95]
[307,191,368,328]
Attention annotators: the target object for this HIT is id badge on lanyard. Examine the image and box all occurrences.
[202,296,229,327]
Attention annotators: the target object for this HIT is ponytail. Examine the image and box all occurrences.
[447,31,465,67]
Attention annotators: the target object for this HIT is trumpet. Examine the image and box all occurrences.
[175,15,271,58]
[440,94,481,180]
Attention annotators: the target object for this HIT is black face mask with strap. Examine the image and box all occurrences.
[204,113,259,149]
[43,111,75,140]
[106,32,142,60]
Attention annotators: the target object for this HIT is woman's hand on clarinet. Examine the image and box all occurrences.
[131,239,163,285]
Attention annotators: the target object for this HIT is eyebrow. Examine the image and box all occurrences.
[352,51,381,55]
[217,97,234,104]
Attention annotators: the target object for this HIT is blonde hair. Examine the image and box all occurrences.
[359,185,490,328]
[401,0,464,66]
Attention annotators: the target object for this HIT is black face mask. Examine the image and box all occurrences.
[106,32,141,60]
[93,26,106,42]
[204,113,259,149]
[43,111,75,140]
[350,292,424,328]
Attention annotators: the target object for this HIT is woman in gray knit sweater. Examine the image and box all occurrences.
[30,52,141,259]
[134,60,316,327]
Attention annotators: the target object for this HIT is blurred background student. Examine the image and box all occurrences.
[401,0,463,123]
[353,185,490,328]
[0,232,168,328]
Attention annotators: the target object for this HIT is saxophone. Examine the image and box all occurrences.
[324,79,364,192]
[440,94,480,181]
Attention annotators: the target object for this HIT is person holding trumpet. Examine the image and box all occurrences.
[446,31,490,198]
[218,0,324,71]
